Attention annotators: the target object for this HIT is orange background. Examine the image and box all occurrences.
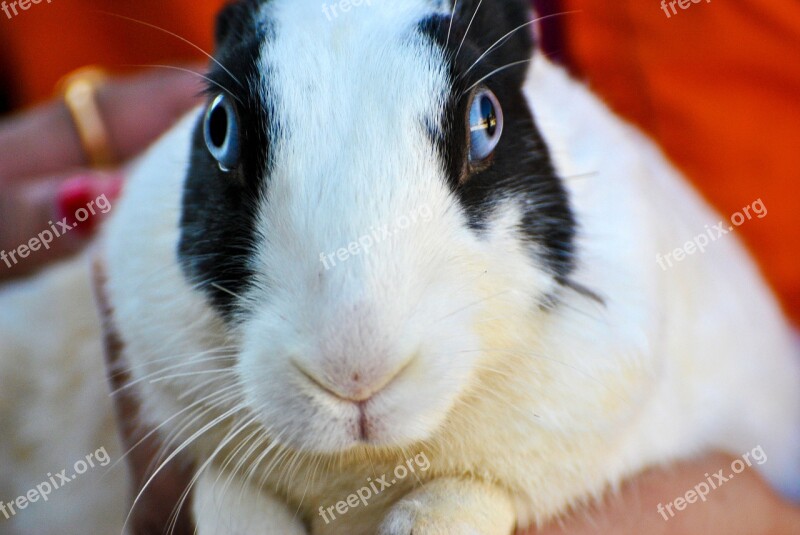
[1,0,798,325]
[0,1,224,104]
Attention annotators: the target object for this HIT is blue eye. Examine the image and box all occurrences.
[468,88,503,163]
[204,93,241,172]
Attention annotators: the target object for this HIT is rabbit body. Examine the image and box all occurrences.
[1,1,798,534]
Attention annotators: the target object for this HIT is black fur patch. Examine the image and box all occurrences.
[420,1,577,279]
[178,0,271,319]
[179,0,578,320]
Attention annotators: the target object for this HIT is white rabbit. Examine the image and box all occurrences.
[1,1,798,533]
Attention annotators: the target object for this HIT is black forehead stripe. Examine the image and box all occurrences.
[178,3,271,320]
[418,8,577,280]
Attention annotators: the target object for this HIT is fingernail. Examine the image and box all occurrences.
[56,173,123,239]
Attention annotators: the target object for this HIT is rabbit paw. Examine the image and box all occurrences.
[378,478,514,535]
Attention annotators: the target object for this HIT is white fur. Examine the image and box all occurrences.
[244,0,487,454]
[1,1,798,533]
[0,257,128,534]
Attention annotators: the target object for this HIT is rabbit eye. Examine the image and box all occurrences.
[204,93,241,172]
[468,88,503,163]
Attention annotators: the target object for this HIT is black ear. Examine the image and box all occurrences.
[214,0,261,48]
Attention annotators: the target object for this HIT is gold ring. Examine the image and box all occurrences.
[58,67,116,168]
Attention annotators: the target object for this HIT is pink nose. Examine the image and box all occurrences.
[293,359,408,403]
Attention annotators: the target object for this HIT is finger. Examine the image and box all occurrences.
[96,66,207,164]
[0,100,85,182]
[91,256,197,535]
[0,171,121,283]
[0,67,205,181]
[521,454,800,535]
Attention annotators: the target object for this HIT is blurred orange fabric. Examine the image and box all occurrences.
[0,0,225,105]
[1,0,798,325]
[556,0,800,326]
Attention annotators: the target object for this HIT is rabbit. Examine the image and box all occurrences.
[1,0,798,533]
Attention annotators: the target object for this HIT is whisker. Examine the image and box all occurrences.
[455,0,484,60]
[103,384,241,481]
[445,0,460,49]
[148,386,243,471]
[178,372,239,402]
[247,431,286,498]
[462,11,582,78]
[97,12,244,88]
[431,289,513,326]
[149,368,237,385]
[122,403,246,534]
[295,451,324,521]
[461,58,534,96]
[211,282,246,301]
[141,384,243,484]
[112,352,237,395]
[166,415,259,534]
[123,64,243,104]
[217,428,270,507]
[118,345,239,374]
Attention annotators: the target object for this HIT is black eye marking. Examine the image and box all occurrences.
[204,93,242,172]
[180,3,270,321]
[418,10,579,284]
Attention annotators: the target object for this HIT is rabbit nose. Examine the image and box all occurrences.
[292,356,413,403]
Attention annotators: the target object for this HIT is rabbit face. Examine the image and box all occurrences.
[152,0,576,454]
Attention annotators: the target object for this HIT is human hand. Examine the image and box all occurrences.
[0,68,205,282]
[522,454,800,535]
